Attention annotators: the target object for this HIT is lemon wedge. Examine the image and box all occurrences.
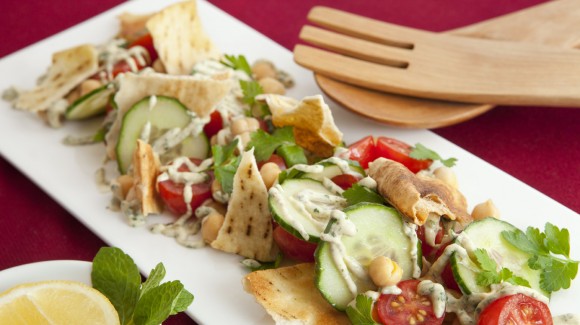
[0,280,120,325]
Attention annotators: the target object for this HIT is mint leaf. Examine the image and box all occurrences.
[409,143,457,167]
[345,294,380,325]
[342,184,385,206]
[92,247,141,325]
[240,80,263,106]
[133,281,185,325]
[545,223,570,257]
[221,54,252,76]
[247,127,295,162]
[171,289,195,315]
[141,263,165,298]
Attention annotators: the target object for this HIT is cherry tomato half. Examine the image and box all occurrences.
[157,159,213,217]
[347,135,376,169]
[330,174,359,190]
[203,111,223,139]
[433,242,461,292]
[375,137,432,173]
[272,226,317,262]
[416,220,444,259]
[376,279,445,325]
[128,33,158,63]
[478,294,552,325]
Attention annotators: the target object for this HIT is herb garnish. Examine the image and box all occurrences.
[91,247,194,325]
[221,54,252,76]
[212,139,241,194]
[501,222,579,293]
[410,143,457,167]
[247,127,294,161]
[473,248,530,287]
[342,184,385,206]
[345,294,380,325]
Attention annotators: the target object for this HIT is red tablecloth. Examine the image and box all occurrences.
[0,1,578,324]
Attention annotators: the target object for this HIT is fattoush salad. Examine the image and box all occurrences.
[3,1,579,324]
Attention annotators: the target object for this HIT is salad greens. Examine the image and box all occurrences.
[410,143,457,167]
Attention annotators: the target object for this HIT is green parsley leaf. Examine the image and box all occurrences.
[409,143,457,167]
[221,54,252,76]
[277,168,303,184]
[474,248,530,288]
[474,248,497,272]
[345,294,380,325]
[502,223,579,293]
[247,127,295,162]
[91,247,194,325]
[92,247,141,325]
[240,80,263,106]
[212,139,241,194]
[342,184,385,206]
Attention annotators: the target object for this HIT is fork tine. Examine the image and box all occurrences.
[308,6,426,49]
[299,26,411,68]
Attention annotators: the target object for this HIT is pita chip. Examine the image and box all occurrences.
[368,158,471,226]
[211,149,278,262]
[146,0,220,75]
[117,12,155,43]
[132,139,163,215]
[15,44,98,112]
[244,263,351,325]
[104,72,231,159]
[257,94,342,158]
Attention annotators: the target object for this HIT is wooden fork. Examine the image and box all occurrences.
[294,6,580,107]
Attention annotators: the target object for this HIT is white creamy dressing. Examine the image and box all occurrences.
[150,214,204,248]
[554,314,580,325]
[323,157,361,177]
[426,243,471,283]
[357,176,377,190]
[424,214,442,247]
[97,39,148,82]
[45,98,69,128]
[290,164,324,174]
[380,285,402,295]
[402,221,422,278]
[322,177,344,196]
[418,280,446,318]
[332,146,350,160]
[151,114,209,156]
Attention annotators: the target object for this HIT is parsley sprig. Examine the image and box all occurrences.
[212,139,241,194]
[474,248,530,287]
[501,223,579,293]
[410,143,457,167]
[345,294,380,325]
[342,184,385,207]
[91,247,193,325]
[221,54,252,76]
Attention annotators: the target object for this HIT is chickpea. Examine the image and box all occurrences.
[116,174,134,199]
[433,166,458,189]
[260,162,281,189]
[237,132,252,148]
[259,77,286,95]
[368,256,403,287]
[251,60,277,80]
[231,117,260,136]
[152,59,166,73]
[79,79,102,97]
[201,210,225,244]
[471,199,500,220]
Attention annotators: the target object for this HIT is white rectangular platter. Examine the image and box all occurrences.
[0,0,578,324]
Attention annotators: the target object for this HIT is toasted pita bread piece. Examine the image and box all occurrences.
[244,263,350,325]
[211,149,278,262]
[257,94,342,158]
[146,0,220,75]
[104,72,231,159]
[368,158,471,226]
[15,44,98,112]
[132,139,163,215]
[117,12,155,42]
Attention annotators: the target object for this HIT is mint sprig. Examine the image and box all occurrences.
[501,223,579,293]
[345,294,380,325]
[474,248,530,287]
[92,247,194,325]
[409,143,457,167]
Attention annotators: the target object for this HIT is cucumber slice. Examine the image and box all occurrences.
[269,178,346,243]
[65,84,114,120]
[301,159,365,181]
[450,217,547,297]
[315,203,422,311]
[115,96,209,174]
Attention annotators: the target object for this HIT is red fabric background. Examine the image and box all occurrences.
[0,1,578,324]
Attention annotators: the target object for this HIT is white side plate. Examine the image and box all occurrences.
[0,260,92,293]
[0,0,578,324]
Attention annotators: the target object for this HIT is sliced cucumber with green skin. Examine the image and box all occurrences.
[115,96,209,174]
[450,217,547,297]
[301,160,365,181]
[65,84,114,120]
[269,178,344,243]
[315,203,422,311]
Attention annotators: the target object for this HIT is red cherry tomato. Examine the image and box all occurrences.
[478,294,552,325]
[128,33,158,63]
[203,111,223,138]
[330,174,359,190]
[347,135,376,169]
[433,242,461,292]
[258,154,287,171]
[416,220,444,259]
[157,159,213,217]
[273,226,317,262]
[375,279,445,325]
[375,137,432,173]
